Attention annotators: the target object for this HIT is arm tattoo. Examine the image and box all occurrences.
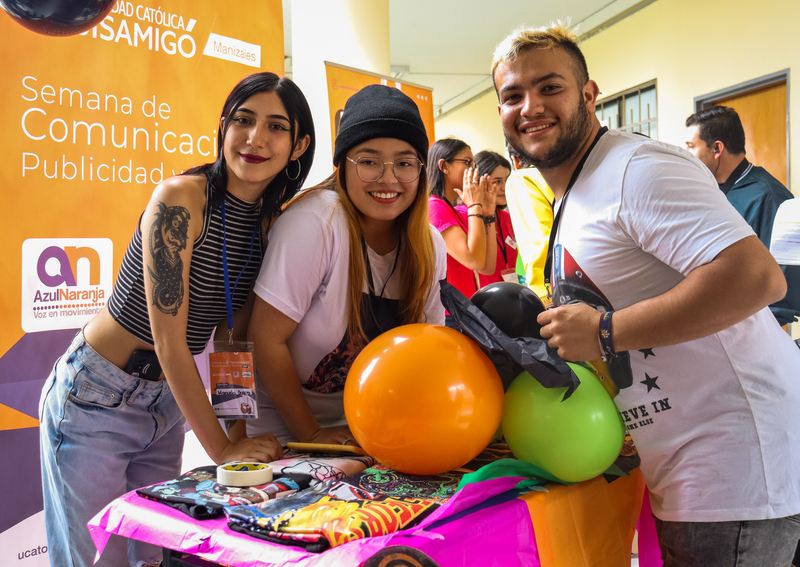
[147,202,190,316]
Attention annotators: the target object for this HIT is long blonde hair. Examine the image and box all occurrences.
[292,157,435,346]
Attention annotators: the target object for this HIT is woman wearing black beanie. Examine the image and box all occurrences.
[240,85,447,446]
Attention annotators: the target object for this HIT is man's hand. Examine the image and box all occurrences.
[538,303,604,362]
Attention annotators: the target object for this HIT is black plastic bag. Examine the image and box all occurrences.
[440,281,579,399]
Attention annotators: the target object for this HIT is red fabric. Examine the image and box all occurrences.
[428,196,478,299]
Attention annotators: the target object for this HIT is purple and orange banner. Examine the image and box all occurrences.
[0,1,284,562]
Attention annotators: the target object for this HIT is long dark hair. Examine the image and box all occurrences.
[427,138,470,199]
[474,150,511,177]
[183,72,316,219]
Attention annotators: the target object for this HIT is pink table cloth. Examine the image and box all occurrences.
[88,476,540,567]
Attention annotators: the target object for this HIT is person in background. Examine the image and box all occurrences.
[469,150,519,288]
[39,72,315,567]
[241,85,447,446]
[686,105,800,328]
[427,138,497,324]
[503,149,554,301]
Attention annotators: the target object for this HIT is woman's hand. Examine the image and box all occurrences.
[477,170,497,216]
[455,167,495,215]
[216,433,284,464]
[308,426,356,446]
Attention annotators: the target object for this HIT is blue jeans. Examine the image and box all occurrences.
[39,330,185,567]
[655,514,800,567]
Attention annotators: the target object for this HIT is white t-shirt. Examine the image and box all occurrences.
[553,129,800,522]
[247,189,447,443]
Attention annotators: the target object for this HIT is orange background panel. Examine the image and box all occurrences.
[0,403,40,431]
[325,62,435,159]
[0,0,284,356]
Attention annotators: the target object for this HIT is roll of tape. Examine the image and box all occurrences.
[216,462,273,487]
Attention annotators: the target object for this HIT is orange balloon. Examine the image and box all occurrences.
[344,324,504,475]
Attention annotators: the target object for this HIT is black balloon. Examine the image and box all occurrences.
[470,281,546,340]
[0,0,116,36]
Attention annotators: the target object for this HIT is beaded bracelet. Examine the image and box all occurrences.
[598,311,616,359]
[468,213,497,226]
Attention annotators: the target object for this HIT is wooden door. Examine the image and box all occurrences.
[714,81,787,186]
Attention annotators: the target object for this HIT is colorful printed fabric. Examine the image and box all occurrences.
[226,483,437,552]
[268,451,375,486]
[226,485,332,551]
[225,444,517,552]
[136,465,310,520]
[338,465,463,503]
[334,444,516,504]
[228,522,330,553]
[303,333,361,394]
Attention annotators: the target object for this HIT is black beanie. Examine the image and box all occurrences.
[333,84,429,167]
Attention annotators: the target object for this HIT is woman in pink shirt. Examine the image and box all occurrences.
[427,138,497,327]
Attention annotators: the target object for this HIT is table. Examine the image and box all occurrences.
[89,468,648,567]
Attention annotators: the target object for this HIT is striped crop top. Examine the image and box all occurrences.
[107,184,263,355]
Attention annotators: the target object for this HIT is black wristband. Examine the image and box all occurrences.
[599,311,616,358]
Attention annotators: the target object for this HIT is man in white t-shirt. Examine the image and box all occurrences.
[492,22,800,566]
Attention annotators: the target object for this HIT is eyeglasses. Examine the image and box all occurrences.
[449,158,473,168]
[347,156,423,183]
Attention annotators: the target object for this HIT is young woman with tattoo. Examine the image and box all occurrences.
[39,72,314,567]
[239,85,446,447]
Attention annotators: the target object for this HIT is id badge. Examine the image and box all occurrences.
[208,341,258,419]
[501,267,518,283]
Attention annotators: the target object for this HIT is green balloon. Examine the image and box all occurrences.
[502,363,625,483]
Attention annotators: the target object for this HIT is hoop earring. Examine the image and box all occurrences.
[285,159,301,181]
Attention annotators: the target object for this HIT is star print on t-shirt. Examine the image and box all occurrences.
[640,373,660,393]
[639,348,655,359]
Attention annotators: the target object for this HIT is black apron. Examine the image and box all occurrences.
[302,236,404,394]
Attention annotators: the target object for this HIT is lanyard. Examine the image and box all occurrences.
[496,215,508,266]
[543,126,608,298]
[362,234,401,298]
[221,200,259,343]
